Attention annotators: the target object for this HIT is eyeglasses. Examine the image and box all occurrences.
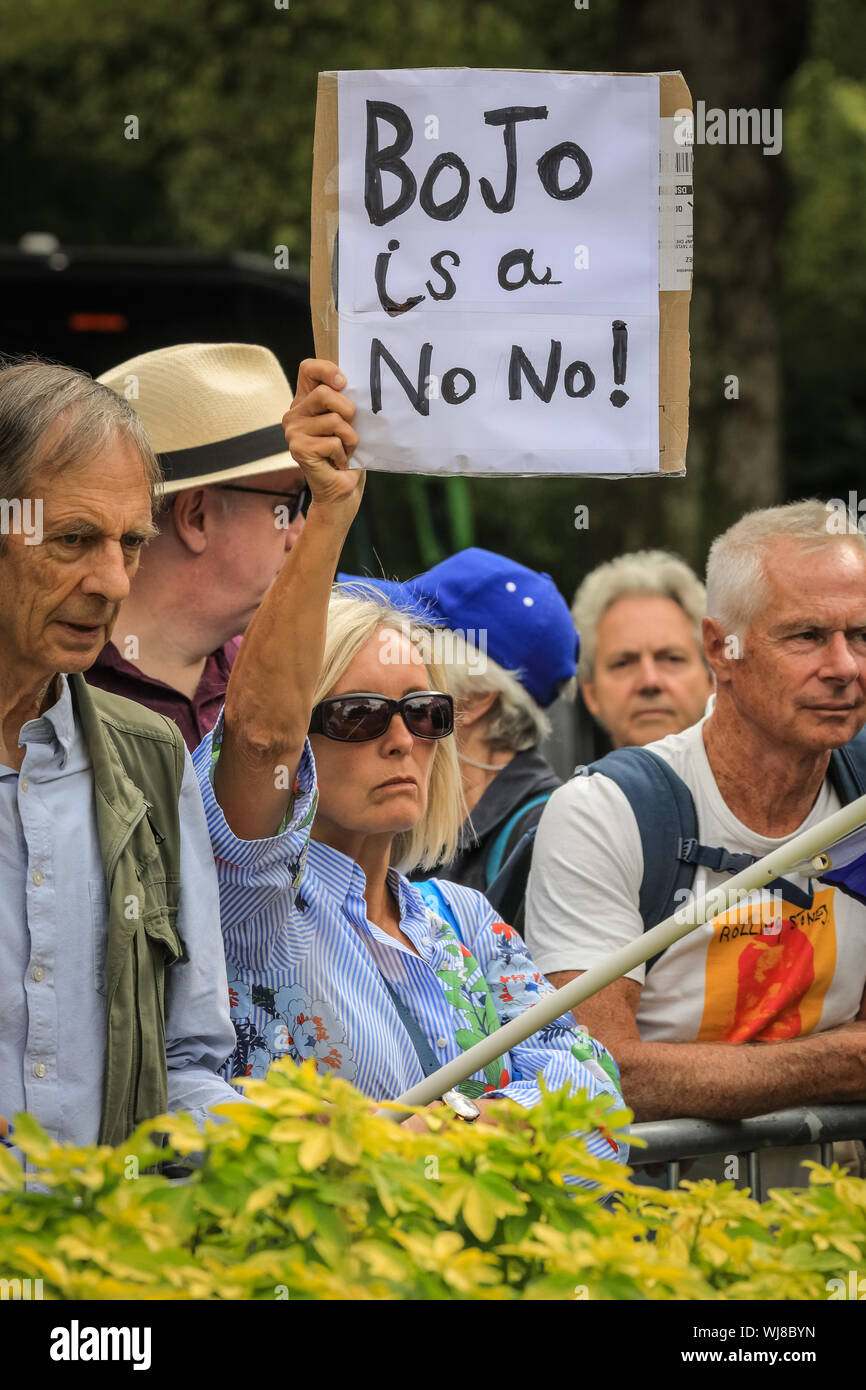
[217,483,309,522]
[309,690,454,742]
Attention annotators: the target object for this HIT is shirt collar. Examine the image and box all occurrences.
[395,875,434,932]
[94,638,238,700]
[20,673,77,764]
[306,836,369,907]
[306,838,429,931]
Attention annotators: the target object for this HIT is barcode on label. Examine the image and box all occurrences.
[675,151,692,173]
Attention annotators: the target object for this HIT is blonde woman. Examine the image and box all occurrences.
[192,359,625,1147]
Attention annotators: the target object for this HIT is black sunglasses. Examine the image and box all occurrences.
[309,690,454,742]
[217,483,309,522]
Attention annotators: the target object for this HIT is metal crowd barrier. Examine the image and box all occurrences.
[628,1103,866,1202]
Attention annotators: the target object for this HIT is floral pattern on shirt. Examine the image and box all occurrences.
[484,919,548,1016]
[195,722,627,1168]
[225,962,357,1082]
[570,1027,622,1090]
[424,913,511,1098]
[227,962,253,1019]
[434,911,621,1116]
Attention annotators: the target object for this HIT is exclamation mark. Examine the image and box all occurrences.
[610,320,629,407]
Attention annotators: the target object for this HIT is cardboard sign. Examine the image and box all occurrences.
[311,68,692,477]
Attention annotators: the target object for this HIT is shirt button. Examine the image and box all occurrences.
[21,778,28,793]
[32,870,43,887]
[436,1037,448,1050]
[32,966,44,982]
[33,1062,47,1078]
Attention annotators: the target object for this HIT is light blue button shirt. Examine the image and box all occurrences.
[193,713,628,1170]
[0,676,241,1156]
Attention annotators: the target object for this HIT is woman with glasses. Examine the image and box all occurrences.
[192,359,626,1145]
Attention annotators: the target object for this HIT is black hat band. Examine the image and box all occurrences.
[157,423,289,481]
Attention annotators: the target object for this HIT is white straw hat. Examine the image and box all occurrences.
[98,342,298,494]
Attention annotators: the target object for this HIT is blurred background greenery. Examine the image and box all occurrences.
[1,0,864,593]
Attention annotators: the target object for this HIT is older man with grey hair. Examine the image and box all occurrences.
[0,359,240,1160]
[572,549,712,751]
[526,501,866,1150]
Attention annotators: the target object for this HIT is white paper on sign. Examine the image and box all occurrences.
[336,68,660,477]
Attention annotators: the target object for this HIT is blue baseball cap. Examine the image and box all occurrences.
[338,548,578,708]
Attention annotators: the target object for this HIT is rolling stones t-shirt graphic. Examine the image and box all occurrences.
[525,720,866,1044]
[697,888,837,1042]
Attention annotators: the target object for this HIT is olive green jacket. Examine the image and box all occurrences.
[69,675,185,1147]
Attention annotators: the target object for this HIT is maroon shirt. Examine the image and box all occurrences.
[86,636,242,752]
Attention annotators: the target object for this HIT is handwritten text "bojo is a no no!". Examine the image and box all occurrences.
[364,101,630,415]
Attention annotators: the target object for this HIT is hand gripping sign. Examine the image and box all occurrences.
[311,68,692,478]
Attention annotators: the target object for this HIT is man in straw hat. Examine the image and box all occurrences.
[86,342,307,749]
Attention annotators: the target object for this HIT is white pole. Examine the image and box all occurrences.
[377,792,866,1119]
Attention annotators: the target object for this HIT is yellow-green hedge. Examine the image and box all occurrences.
[0,1060,863,1300]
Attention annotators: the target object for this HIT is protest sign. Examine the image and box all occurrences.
[311,69,692,477]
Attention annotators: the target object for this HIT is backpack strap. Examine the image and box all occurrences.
[829,729,866,802]
[678,840,757,875]
[576,748,817,970]
[576,730,866,971]
[484,791,554,887]
[414,877,464,944]
[378,977,443,1078]
[485,825,539,933]
[576,748,700,937]
[678,840,812,910]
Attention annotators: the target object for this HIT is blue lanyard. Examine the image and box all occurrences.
[378,975,443,1079]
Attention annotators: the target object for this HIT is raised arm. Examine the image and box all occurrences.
[213,359,362,840]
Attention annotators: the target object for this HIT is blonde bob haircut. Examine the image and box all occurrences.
[315,586,465,875]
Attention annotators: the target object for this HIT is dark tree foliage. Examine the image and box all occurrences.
[0,0,862,594]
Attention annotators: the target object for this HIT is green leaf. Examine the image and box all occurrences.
[462,1183,498,1243]
[8,1112,55,1162]
[436,970,466,987]
[2,1053,865,1300]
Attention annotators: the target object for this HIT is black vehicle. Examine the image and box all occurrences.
[0,240,314,384]
[0,237,480,580]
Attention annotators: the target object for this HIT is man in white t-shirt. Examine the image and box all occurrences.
[525,500,866,1126]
